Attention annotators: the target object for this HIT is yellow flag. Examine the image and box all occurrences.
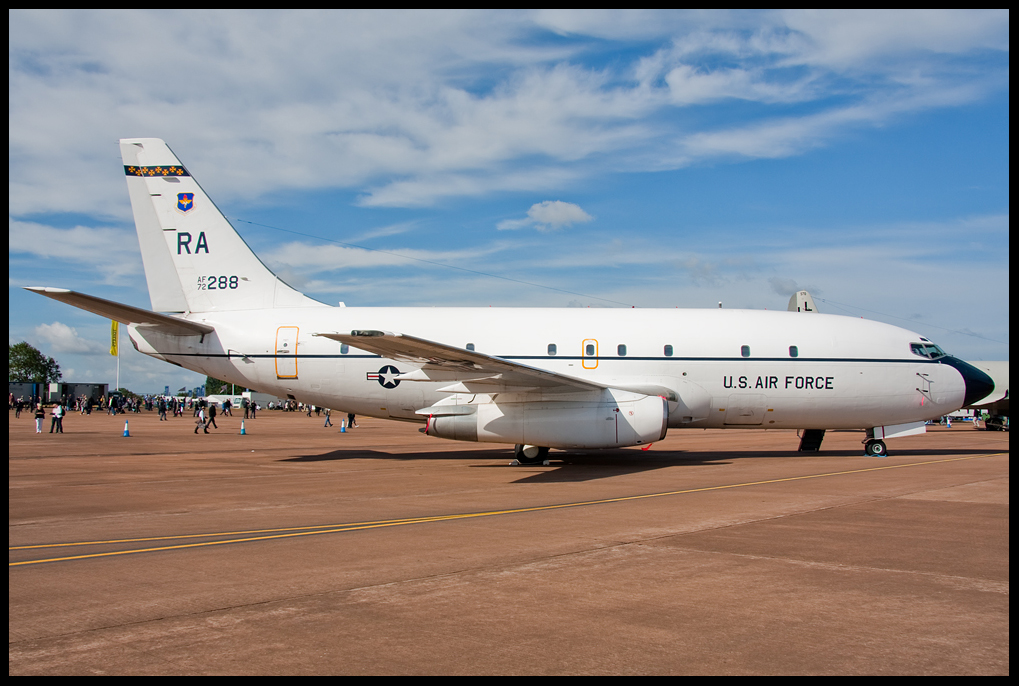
[110,321,119,357]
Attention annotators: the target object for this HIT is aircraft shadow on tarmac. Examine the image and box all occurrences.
[491,446,1004,483]
[281,444,1003,482]
[282,448,731,481]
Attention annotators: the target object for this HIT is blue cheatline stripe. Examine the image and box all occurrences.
[158,352,935,365]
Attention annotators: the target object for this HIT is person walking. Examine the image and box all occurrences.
[195,406,206,434]
[206,402,218,431]
[324,408,333,427]
[34,404,45,434]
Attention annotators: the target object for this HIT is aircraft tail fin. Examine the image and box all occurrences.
[787,290,819,313]
[120,138,324,313]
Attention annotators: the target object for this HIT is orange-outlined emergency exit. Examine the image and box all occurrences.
[582,339,598,369]
[275,326,299,378]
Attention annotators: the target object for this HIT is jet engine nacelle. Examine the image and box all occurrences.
[425,394,668,449]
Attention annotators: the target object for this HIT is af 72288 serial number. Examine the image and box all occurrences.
[197,275,239,290]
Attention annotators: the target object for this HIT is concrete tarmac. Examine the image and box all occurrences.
[9,409,1009,674]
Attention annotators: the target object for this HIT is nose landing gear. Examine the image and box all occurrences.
[864,439,887,457]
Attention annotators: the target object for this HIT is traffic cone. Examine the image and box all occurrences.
[340,419,346,433]
[123,420,130,437]
[240,420,246,435]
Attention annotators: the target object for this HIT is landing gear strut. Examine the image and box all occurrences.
[798,429,826,451]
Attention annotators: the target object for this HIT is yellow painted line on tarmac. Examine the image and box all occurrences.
[9,517,459,551]
[10,452,1004,567]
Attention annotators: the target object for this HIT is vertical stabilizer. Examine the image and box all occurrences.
[120,138,324,313]
[787,290,819,313]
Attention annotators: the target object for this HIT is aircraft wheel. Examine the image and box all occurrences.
[514,444,548,465]
[864,439,887,456]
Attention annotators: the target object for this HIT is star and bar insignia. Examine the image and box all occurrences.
[367,365,402,388]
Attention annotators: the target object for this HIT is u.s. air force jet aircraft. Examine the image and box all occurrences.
[28,139,995,461]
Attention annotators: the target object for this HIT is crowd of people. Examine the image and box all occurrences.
[10,392,356,434]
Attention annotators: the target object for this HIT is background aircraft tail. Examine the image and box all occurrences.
[787,290,819,313]
[120,138,324,313]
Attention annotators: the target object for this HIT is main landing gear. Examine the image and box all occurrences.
[513,444,550,465]
[863,439,887,457]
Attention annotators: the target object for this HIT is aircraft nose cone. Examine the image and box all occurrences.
[942,357,996,406]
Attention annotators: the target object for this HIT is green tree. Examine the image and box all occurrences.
[205,376,241,395]
[115,387,141,401]
[8,342,62,383]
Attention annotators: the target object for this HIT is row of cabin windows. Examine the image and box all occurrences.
[568,344,800,358]
[343,342,801,358]
[475,343,799,357]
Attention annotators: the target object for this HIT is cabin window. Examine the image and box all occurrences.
[664,344,673,357]
[789,346,798,358]
[586,343,595,356]
[466,343,475,351]
[741,345,751,358]
[618,344,627,357]
[548,343,557,356]
[340,344,349,355]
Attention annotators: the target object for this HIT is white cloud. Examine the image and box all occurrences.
[8,10,1007,213]
[497,200,594,231]
[265,240,514,276]
[768,277,823,297]
[8,219,143,282]
[675,78,994,163]
[781,9,1010,69]
[33,322,107,355]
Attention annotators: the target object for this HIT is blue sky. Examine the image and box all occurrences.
[9,10,1009,393]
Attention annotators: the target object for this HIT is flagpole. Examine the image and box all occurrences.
[111,320,120,395]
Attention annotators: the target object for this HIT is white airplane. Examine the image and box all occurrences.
[27,139,996,462]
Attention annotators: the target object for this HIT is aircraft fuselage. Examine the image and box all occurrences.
[129,305,968,432]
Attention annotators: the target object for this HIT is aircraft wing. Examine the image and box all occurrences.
[315,330,608,392]
[25,287,214,337]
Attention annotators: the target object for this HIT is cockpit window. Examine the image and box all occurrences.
[910,342,947,360]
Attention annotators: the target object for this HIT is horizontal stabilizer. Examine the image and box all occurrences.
[25,287,214,337]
